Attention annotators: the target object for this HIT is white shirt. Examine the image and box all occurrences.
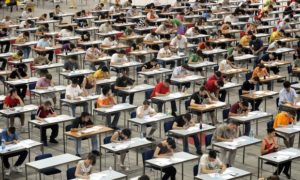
[224,15,237,23]
[109,6,116,13]
[186,27,196,36]
[266,41,277,51]
[155,24,166,33]
[279,88,298,105]
[102,37,117,46]
[172,66,189,78]
[59,29,72,37]
[136,106,156,117]
[85,47,102,60]
[219,59,232,71]
[99,24,113,33]
[170,36,187,49]
[111,53,128,64]
[66,84,83,99]
[21,11,32,19]
[19,21,27,28]
[144,34,159,41]
[199,154,223,175]
[157,48,172,58]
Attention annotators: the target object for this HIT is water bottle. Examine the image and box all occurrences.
[199,122,202,129]
[109,166,113,178]
[140,132,144,139]
[1,140,5,151]
[249,130,254,140]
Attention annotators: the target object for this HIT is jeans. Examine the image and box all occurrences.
[218,89,227,102]
[19,46,31,59]
[75,135,99,154]
[69,102,89,117]
[274,161,291,175]
[244,122,251,136]
[41,124,59,142]
[2,150,28,168]
[106,112,120,128]
[173,82,191,91]
[156,100,177,113]
[256,82,272,91]
[250,99,262,111]
[183,134,201,152]
[162,166,176,180]
[0,41,10,53]
[117,91,135,104]
[46,50,54,61]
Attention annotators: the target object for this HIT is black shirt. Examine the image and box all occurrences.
[9,69,27,79]
[157,143,169,155]
[241,80,255,91]
[260,54,273,62]
[72,117,94,128]
[190,92,203,104]
[143,61,155,69]
[116,76,134,87]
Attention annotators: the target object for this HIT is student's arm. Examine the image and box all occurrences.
[111,131,121,143]
[75,163,89,179]
[153,146,173,158]
[136,107,144,118]
[201,165,216,174]
[172,121,183,129]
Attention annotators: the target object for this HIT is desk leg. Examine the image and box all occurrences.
[39,172,42,180]
[160,168,163,180]
[2,159,5,180]
[114,153,117,170]
[257,157,260,177]
[136,149,138,166]
[243,147,245,164]
[159,121,162,138]
[29,149,31,161]
[63,122,66,153]
[264,98,267,112]
[182,163,184,180]
[99,134,102,171]
[124,112,126,128]
[28,121,31,139]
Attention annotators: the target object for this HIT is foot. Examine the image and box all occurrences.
[12,166,22,173]
[120,164,129,171]
[5,168,11,176]
[49,138,58,144]
[43,141,48,146]
[76,154,81,157]
[146,137,155,142]
[283,172,291,179]
[196,150,203,156]
[92,150,101,156]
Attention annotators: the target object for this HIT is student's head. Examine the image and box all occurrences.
[150,58,158,66]
[151,31,157,36]
[121,128,132,140]
[227,120,239,130]
[208,150,217,161]
[69,43,76,50]
[166,137,176,149]
[240,100,249,110]
[267,127,275,137]
[43,35,50,40]
[27,8,32,12]
[286,110,296,119]
[80,112,91,122]
[71,78,78,87]
[258,63,265,69]
[163,42,170,50]
[216,79,224,88]
[214,71,222,79]
[163,79,171,87]
[269,52,276,60]
[181,63,189,70]
[17,50,23,57]
[66,25,73,32]
[45,73,52,83]
[9,88,18,97]
[183,113,192,122]
[120,68,129,76]
[8,127,16,135]
[118,50,126,57]
[102,85,111,96]
[143,100,150,109]
[138,175,150,180]
[283,81,291,92]
[85,153,96,166]
[4,16,10,21]
[196,49,203,56]
[132,5,136,9]
[176,33,182,39]
[55,5,60,9]
[43,101,53,110]
[23,31,30,38]
[100,66,109,72]
[226,55,234,63]
[16,65,26,73]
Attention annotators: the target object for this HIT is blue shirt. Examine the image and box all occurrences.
[249,39,263,51]
[1,129,18,142]
[37,38,50,48]
[279,88,298,105]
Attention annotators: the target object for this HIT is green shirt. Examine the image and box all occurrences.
[171,19,182,27]
[294,59,300,68]
[189,53,199,63]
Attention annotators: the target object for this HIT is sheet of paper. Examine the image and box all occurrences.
[19,139,36,148]
[277,151,297,156]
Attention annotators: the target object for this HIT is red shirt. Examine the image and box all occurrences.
[205,79,218,93]
[4,96,20,108]
[151,82,170,98]
[208,74,224,81]
[37,106,54,118]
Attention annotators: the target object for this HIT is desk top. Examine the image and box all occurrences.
[101,137,152,152]
[94,103,137,113]
[195,167,251,180]
[170,123,216,136]
[213,136,261,150]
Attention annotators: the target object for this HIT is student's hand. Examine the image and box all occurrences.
[13,140,19,144]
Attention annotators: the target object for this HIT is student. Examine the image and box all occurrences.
[198,150,226,175]
[172,113,202,155]
[141,58,160,83]
[96,85,120,128]
[171,64,192,91]
[258,52,279,75]
[273,110,295,147]
[8,65,28,100]
[136,100,157,141]
[115,68,135,104]
[36,73,56,106]
[111,128,132,170]
[75,153,96,179]
[36,35,54,62]
[82,74,96,94]
[241,76,262,110]
[249,35,264,55]
[64,55,79,71]
[252,63,271,90]
[72,112,100,156]
[21,8,33,19]
[138,175,150,180]
[151,79,177,115]
[99,21,113,33]
[213,121,240,166]
[157,43,175,68]
[111,50,128,65]
[261,128,291,178]
[153,137,177,180]
[84,45,105,70]
[144,32,160,50]
[229,100,251,136]
[205,78,225,102]
[36,101,59,146]
[15,31,31,58]
[59,26,73,37]
[1,127,28,175]
[170,34,188,53]
[0,28,10,53]
[3,89,26,130]
[65,78,89,116]
[94,66,110,80]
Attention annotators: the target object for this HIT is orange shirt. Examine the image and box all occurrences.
[273,112,294,128]
[96,94,114,108]
[252,67,268,78]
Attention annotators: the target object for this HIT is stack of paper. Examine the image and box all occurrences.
[81,126,103,134]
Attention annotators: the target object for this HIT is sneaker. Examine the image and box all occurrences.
[196,150,203,156]
[49,138,58,144]
[21,126,28,133]
[146,137,155,142]
[92,150,101,156]
[5,168,11,176]
[76,154,81,157]
[12,166,22,173]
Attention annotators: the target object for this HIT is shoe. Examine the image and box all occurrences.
[196,150,203,156]
[120,164,129,171]
[49,138,58,144]
[226,164,232,168]
[283,172,291,179]
[76,154,81,157]
[5,168,11,176]
[21,126,28,133]
[12,166,22,173]
[92,150,101,156]
[146,137,155,141]
[43,141,48,146]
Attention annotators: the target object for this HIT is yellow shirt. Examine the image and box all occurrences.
[269,31,282,43]
[273,112,294,128]
[94,70,108,79]
[240,36,250,46]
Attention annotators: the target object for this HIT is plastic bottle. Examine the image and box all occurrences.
[1,140,5,151]
[140,132,144,139]
[199,122,202,129]
[249,130,254,140]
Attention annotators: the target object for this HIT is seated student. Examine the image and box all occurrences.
[190,86,217,125]
[171,64,192,92]
[99,21,113,33]
[157,43,175,68]
[155,21,172,39]
[97,85,120,128]
[198,150,226,175]
[141,58,160,83]
[146,9,159,23]
[153,137,177,180]
[64,55,79,71]
[138,175,150,180]
[36,35,54,62]
[229,100,251,136]
[78,32,91,44]
[269,29,284,43]
[59,26,73,37]
[137,100,157,141]
[218,56,238,82]
[205,77,225,102]
[249,35,264,55]
[82,74,96,94]
[111,128,132,170]
[94,66,110,80]
[144,32,160,50]
[258,52,280,75]
[72,112,100,156]
[1,127,28,175]
[33,52,50,66]
[170,34,188,53]
[19,20,34,29]
[61,42,76,53]
[21,8,33,19]
[8,65,28,100]
[36,101,59,146]
[115,68,135,104]
[36,73,57,106]
[84,45,106,70]
[15,31,31,58]
[273,110,296,147]
[75,153,96,179]
[252,63,272,90]
[66,78,89,116]
[151,79,177,115]
[101,36,118,56]
[261,128,291,178]
[111,50,128,66]
[172,113,202,155]
[213,120,240,167]
[241,76,262,110]
[0,28,10,53]
[3,89,26,130]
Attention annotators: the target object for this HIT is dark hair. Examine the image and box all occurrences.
[8,127,16,134]
[143,100,150,105]
[44,101,52,106]
[252,76,260,83]
[69,43,76,49]
[138,175,150,180]
[45,73,52,80]
[86,153,96,165]
[9,88,17,95]
[196,49,203,56]
[181,63,189,69]
[215,71,222,78]
[66,25,73,32]
[23,31,30,37]
[165,78,171,84]
[110,36,115,41]
[267,127,275,134]
[102,85,111,95]
[151,31,157,36]
[71,78,78,85]
[101,66,109,72]
[150,58,158,63]
[217,79,224,87]
[183,113,192,121]
[122,128,132,138]
[163,42,169,47]
[17,50,23,56]
[119,50,126,54]
[166,137,176,149]
[266,175,280,180]
[241,100,249,107]
[208,150,217,159]
[283,81,291,88]
[258,63,265,68]
[227,120,240,126]
[81,112,90,118]
[251,35,257,41]
[227,55,234,62]
[55,5,60,8]
[92,44,98,48]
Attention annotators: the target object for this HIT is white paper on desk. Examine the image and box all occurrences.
[89,172,107,180]
[274,155,290,161]
[152,113,165,118]
[264,91,275,95]
[222,174,234,179]
[277,151,297,156]
[19,139,36,148]
[254,91,264,95]
[168,92,182,98]
[5,144,22,151]
[112,104,127,109]
[81,126,103,134]
[154,158,171,165]
[44,117,60,123]
[224,141,238,146]
[144,115,158,121]
[222,169,234,174]
[187,126,198,131]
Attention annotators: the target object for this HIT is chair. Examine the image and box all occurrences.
[103,136,112,167]
[213,65,219,72]
[287,64,298,82]
[142,149,159,177]
[130,111,140,131]
[66,167,76,180]
[35,153,62,179]
[164,120,174,137]
[238,89,243,101]
[145,89,153,101]
[222,108,230,122]
[245,72,252,81]
[193,164,199,176]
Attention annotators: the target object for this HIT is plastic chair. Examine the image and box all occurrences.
[35,153,62,179]
[163,120,174,137]
[245,72,252,81]
[193,164,199,176]
[142,149,159,177]
[66,167,76,180]
[213,65,219,72]
[222,108,230,122]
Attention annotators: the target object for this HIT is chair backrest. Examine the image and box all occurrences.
[193,164,199,176]
[222,108,230,121]
[66,124,73,132]
[184,99,191,111]
[238,89,243,96]
[213,65,219,72]
[205,134,213,147]
[145,89,153,100]
[164,120,174,134]
[142,149,154,165]
[35,153,52,161]
[131,111,136,119]
[66,167,76,180]
[267,120,274,129]
[287,64,292,74]
[245,72,252,81]
[276,97,279,108]
[103,136,112,144]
